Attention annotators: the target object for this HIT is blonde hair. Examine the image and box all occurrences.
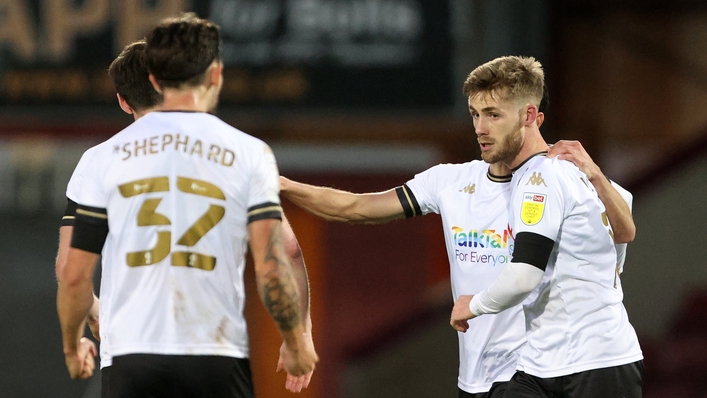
[462,56,544,106]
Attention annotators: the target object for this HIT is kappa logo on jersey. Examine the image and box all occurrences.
[525,172,547,187]
[458,183,476,194]
[521,192,546,225]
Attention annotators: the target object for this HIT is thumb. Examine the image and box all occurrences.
[276,360,284,373]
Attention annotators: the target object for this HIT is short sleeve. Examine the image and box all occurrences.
[66,149,92,202]
[247,143,282,223]
[404,165,447,216]
[70,146,109,210]
[610,181,633,273]
[510,162,564,242]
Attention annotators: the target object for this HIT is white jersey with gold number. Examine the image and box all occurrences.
[70,111,281,360]
[509,155,642,378]
[403,161,525,394]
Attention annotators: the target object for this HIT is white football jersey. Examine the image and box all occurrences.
[70,111,281,360]
[67,155,115,368]
[404,161,525,393]
[611,181,633,274]
[509,155,642,378]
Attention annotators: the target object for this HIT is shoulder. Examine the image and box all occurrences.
[418,160,485,179]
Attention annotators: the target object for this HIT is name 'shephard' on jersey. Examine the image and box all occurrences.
[118,132,236,166]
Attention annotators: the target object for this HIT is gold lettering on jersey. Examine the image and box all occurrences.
[525,172,547,187]
[162,134,173,151]
[459,183,476,194]
[221,149,235,167]
[134,139,148,157]
[137,198,171,226]
[149,136,159,154]
[177,204,226,246]
[172,251,216,271]
[126,231,171,267]
[121,143,131,160]
[175,134,189,152]
[208,145,220,162]
[119,134,235,167]
[601,211,615,242]
[119,177,169,197]
[521,192,546,225]
[190,140,203,157]
[177,177,226,200]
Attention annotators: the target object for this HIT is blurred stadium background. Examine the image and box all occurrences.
[1,0,707,397]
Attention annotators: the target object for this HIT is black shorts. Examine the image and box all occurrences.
[102,354,254,398]
[459,381,509,398]
[504,360,644,398]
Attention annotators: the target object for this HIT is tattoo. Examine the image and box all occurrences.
[260,226,301,331]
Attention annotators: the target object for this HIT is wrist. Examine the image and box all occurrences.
[468,294,482,318]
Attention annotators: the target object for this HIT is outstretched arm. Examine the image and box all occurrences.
[248,218,318,377]
[548,140,635,243]
[280,177,405,224]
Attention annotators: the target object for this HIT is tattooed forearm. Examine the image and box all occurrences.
[259,225,301,332]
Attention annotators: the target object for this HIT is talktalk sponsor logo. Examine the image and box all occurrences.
[451,225,514,266]
[451,226,513,249]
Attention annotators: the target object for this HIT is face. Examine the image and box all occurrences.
[468,91,525,164]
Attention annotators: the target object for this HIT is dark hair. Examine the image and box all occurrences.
[144,13,221,89]
[108,40,163,111]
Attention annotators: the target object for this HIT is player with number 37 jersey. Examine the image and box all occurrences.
[70,111,280,360]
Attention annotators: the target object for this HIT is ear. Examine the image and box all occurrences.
[148,74,163,94]
[523,104,538,127]
[536,112,545,128]
[209,61,223,87]
[117,94,134,115]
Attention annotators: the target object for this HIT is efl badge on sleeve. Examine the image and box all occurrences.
[521,193,546,225]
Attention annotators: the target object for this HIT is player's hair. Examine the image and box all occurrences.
[108,40,163,112]
[462,56,544,107]
[144,12,222,89]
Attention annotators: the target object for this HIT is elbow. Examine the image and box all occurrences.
[613,225,636,244]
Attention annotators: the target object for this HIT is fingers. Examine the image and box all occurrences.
[450,319,469,332]
[80,353,95,379]
[285,371,313,393]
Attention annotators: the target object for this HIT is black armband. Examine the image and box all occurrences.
[511,232,555,271]
[247,202,283,224]
[61,198,78,226]
[395,184,422,218]
[71,205,109,254]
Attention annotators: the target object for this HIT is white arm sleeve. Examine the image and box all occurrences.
[468,262,545,316]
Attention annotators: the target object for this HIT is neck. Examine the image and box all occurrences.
[160,87,212,112]
[132,106,160,120]
[488,161,511,176]
[505,125,549,169]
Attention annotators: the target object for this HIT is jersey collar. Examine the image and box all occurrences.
[486,169,512,183]
[510,151,548,173]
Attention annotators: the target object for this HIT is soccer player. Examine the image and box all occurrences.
[56,39,315,394]
[450,56,643,397]
[56,14,317,397]
[278,102,634,396]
